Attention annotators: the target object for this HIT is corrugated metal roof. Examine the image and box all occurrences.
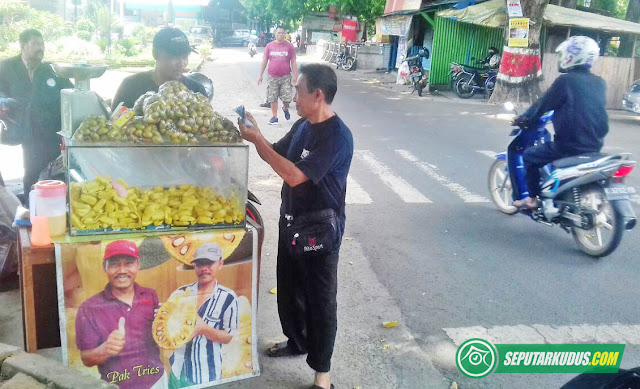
[437,0,640,35]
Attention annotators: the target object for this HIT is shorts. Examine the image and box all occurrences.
[267,74,293,103]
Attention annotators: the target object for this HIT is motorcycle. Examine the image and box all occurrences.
[333,44,357,71]
[487,103,637,257]
[248,42,257,58]
[402,49,429,97]
[450,56,498,99]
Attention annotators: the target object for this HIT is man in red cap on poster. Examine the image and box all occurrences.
[75,240,166,389]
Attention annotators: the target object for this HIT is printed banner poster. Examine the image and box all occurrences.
[342,19,358,42]
[507,0,523,18]
[509,18,530,47]
[55,228,259,389]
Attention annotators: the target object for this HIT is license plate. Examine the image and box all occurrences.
[604,186,637,200]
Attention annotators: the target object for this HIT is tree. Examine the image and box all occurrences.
[489,0,550,105]
[240,0,385,31]
[618,0,640,57]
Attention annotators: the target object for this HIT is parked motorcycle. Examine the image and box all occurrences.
[334,43,357,71]
[450,60,497,99]
[487,103,637,257]
[404,49,429,97]
[450,48,500,99]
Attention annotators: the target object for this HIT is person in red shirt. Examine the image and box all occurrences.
[258,26,297,125]
[75,240,165,389]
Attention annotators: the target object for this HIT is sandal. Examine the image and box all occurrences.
[513,197,539,210]
[310,385,334,389]
[267,341,306,357]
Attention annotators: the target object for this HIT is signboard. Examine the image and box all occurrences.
[384,0,421,15]
[342,19,358,42]
[303,14,338,31]
[380,15,413,36]
[507,0,523,17]
[56,228,259,389]
[508,18,530,47]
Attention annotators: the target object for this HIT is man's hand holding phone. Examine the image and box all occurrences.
[238,111,261,144]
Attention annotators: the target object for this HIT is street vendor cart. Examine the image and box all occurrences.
[16,63,263,388]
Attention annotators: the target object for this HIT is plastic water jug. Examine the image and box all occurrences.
[30,180,67,237]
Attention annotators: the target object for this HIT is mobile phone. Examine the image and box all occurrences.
[234,105,253,127]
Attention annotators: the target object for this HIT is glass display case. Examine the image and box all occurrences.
[65,142,249,236]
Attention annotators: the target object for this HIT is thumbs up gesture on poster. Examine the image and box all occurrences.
[104,317,126,356]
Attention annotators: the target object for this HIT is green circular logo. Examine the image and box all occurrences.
[456,338,498,378]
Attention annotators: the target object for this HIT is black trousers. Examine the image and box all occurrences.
[22,141,60,201]
[276,223,339,373]
[523,142,568,197]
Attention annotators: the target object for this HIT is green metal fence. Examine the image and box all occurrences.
[429,15,505,86]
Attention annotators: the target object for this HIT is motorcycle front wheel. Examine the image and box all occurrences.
[485,74,497,97]
[488,159,518,215]
[454,74,476,99]
[416,81,423,97]
[342,57,355,71]
[571,186,625,257]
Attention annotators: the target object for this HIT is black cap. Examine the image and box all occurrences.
[153,27,196,56]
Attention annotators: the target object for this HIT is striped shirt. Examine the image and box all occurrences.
[169,282,238,385]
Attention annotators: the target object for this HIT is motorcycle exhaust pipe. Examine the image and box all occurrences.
[612,200,637,230]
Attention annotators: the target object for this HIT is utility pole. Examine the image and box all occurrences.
[108,0,112,50]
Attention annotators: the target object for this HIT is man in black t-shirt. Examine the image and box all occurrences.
[239,64,353,389]
[111,28,206,111]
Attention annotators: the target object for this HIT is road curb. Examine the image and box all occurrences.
[0,343,116,389]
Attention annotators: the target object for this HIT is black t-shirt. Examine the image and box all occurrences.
[522,69,608,154]
[111,70,207,111]
[273,115,354,234]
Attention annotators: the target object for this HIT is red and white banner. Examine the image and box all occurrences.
[342,19,358,42]
[497,46,543,84]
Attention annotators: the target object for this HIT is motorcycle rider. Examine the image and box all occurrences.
[248,30,258,55]
[512,36,608,210]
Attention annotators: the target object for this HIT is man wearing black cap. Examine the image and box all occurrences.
[111,27,206,111]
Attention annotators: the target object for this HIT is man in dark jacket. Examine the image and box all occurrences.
[513,36,608,209]
[0,29,72,199]
[111,27,206,111]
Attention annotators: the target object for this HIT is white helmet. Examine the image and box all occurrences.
[555,36,600,72]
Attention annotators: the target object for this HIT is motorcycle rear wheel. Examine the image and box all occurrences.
[342,57,355,71]
[416,81,423,97]
[454,74,476,99]
[487,159,518,215]
[571,186,624,257]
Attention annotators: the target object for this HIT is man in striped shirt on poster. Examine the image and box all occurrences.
[168,243,239,388]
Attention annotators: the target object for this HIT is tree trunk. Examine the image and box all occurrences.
[489,0,550,105]
[618,0,640,57]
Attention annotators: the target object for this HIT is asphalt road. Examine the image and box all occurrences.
[207,47,640,388]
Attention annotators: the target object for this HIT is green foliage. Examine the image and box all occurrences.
[240,0,385,28]
[77,30,93,41]
[116,38,136,57]
[579,0,630,18]
[76,17,96,34]
[132,23,150,45]
[197,40,212,58]
[0,0,70,50]
[96,38,109,52]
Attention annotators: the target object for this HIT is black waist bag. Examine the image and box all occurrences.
[286,209,339,258]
